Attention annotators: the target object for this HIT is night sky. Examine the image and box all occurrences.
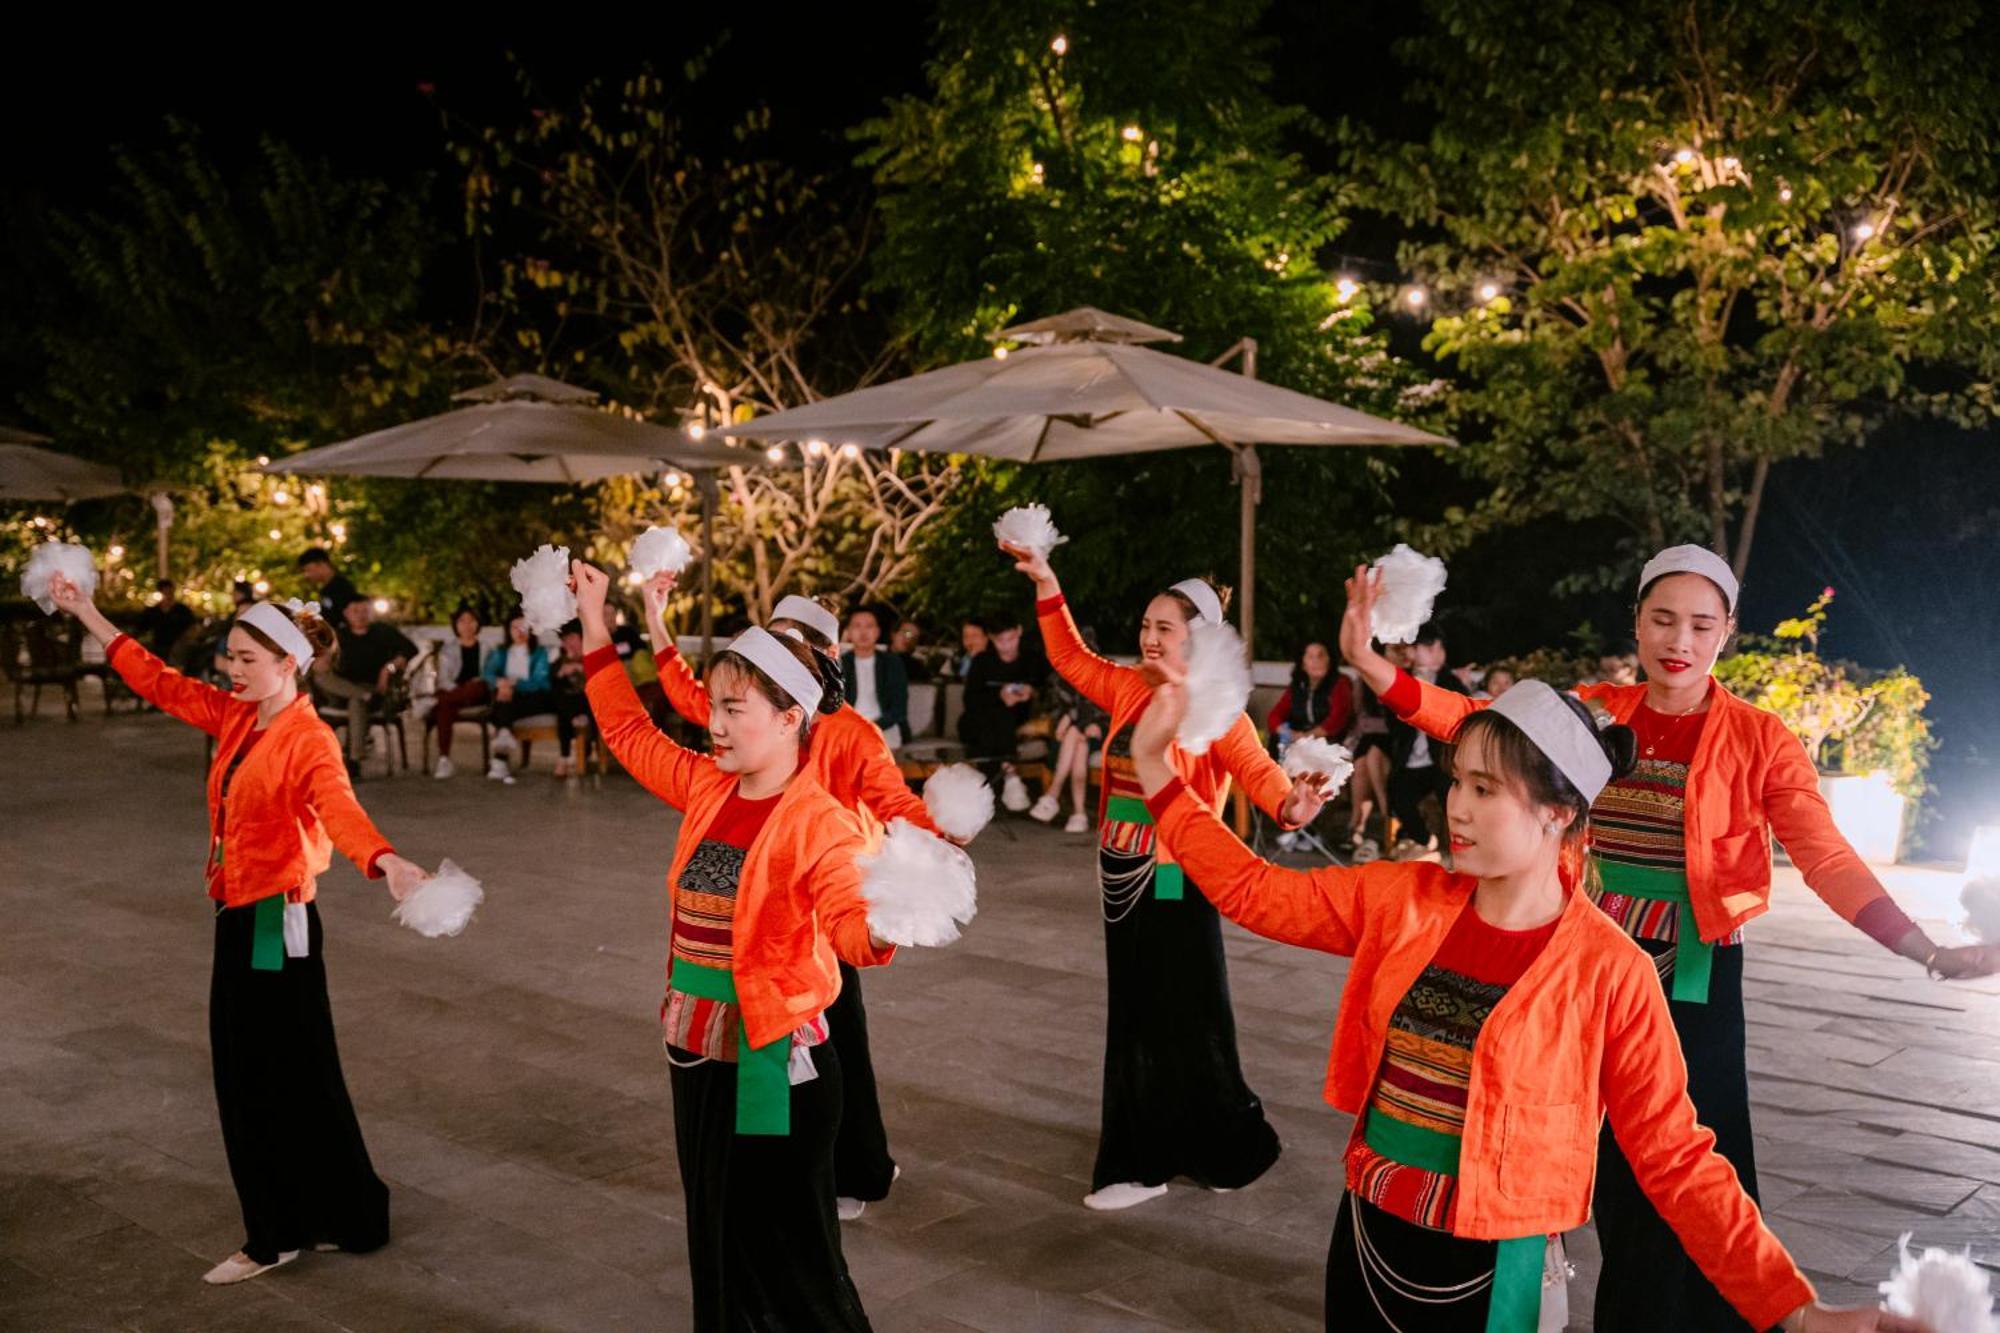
[7,7,1995,854]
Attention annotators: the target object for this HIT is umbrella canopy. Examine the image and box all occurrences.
[0,442,128,502]
[266,374,751,483]
[719,315,1444,461]
[721,308,1447,649]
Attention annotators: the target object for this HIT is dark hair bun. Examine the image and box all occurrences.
[812,652,845,715]
[1599,723,1639,783]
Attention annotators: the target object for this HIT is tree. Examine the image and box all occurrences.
[856,0,1420,655]
[452,63,963,620]
[1362,0,2000,590]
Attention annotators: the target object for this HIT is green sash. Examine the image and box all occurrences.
[1361,1110,1545,1331]
[250,895,286,972]
[1595,859,1712,1003]
[669,958,792,1136]
[1104,794,1183,899]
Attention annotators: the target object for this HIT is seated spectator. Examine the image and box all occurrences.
[550,620,590,778]
[841,604,910,748]
[1267,640,1356,851]
[430,605,489,779]
[959,613,1050,812]
[482,615,552,785]
[1385,622,1468,858]
[207,581,257,681]
[316,596,417,778]
[136,578,198,667]
[1474,664,1517,700]
[952,618,990,680]
[1030,624,1109,833]
[891,616,926,680]
[297,546,359,619]
[1596,638,1640,687]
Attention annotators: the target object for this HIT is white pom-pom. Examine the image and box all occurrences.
[629,525,693,579]
[21,542,98,616]
[392,859,485,938]
[1177,621,1252,756]
[1282,736,1355,797]
[1878,1233,1998,1333]
[509,544,576,635]
[1962,879,2000,943]
[858,819,977,948]
[923,764,995,843]
[993,504,1067,559]
[1370,543,1448,645]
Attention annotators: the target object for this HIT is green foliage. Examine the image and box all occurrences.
[1359,0,2000,592]
[859,0,1423,655]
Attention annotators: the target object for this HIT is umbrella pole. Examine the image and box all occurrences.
[697,471,718,660]
[1216,337,1261,656]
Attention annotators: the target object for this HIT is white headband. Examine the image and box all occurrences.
[721,626,824,716]
[1485,680,1613,804]
[236,602,315,672]
[1169,578,1223,627]
[1639,544,1739,613]
[771,594,840,646]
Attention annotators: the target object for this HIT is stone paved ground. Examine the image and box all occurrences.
[3,700,1998,1330]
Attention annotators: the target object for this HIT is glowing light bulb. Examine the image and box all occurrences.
[1404,286,1428,310]
[626,570,644,587]
[687,423,706,440]
[307,484,325,501]
[329,522,347,542]
[1673,148,1695,166]
[993,346,1010,359]
[272,488,290,504]
[805,439,829,458]
[1479,282,1500,302]
[1722,156,1740,172]
[838,443,861,460]
[1051,34,1067,55]
[1852,220,1875,242]
[1122,125,1142,142]
[1335,277,1360,303]
[1778,185,1793,202]
[372,598,391,615]
[256,455,270,466]
[107,545,124,560]
[268,528,283,541]
[253,579,271,595]
[1030,162,1045,185]
[765,445,785,464]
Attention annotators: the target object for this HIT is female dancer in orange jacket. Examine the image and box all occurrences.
[47,574,429,1287]
[1339,546,1991,1328]
[574,562,892,1330]
[1130,655,1926,1333]
[1003,542,1329,1211]
[640,574,937,1219]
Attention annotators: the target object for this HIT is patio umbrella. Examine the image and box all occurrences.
[0,440,128,502]
[722,307,1449,650]
[268,374,755,650]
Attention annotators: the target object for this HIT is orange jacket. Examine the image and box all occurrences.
[1387,672,1892,943]
[1149,780,1814,1328]
[585,647,893,1048]
[106,635,393,907]
[654,642,938,836]
[1036,594,1297,845]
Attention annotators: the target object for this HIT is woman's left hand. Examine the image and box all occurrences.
[1928,943,1998,980]
[379,854,430,902]
[1280,772,1333,829]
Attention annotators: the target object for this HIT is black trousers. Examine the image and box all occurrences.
[1093,847,1282,1192]
[1325,1191,1497,1331]
[670,1039,871,1332]
[1387,763,1450,845]
[211,900,389,1264]
[1594,942,1758,1331]
[826,962,897,1202]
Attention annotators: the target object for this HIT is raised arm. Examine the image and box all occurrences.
[1002,541,1144,715]
[47,572,233,736]
[1597,956,1817,1330]
[575,562,709,809]
[641,570,712,727]
[1339,562,1483,741]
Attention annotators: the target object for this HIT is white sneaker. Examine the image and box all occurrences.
[836,1196,867,1221]
[487,757,514,784]
[1064,812,1090,834]
[491,728,519,757]
[1028,793,1060,823]
[1083,1182,1168,1211]
[202,1249,299,1285]
[1275,831,1299,852]
[433,756,455,780]
[1001,774,1031,813]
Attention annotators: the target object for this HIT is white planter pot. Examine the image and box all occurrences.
[1817,771,1907,866]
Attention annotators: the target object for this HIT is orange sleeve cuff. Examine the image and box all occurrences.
[1145,778,1187,821]
[583,644,622,680]
[1381,668,1422,716]
[1035,593,1065,615]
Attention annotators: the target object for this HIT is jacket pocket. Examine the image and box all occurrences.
[1709,827,1770,890]
[1497,1102,1586,1205]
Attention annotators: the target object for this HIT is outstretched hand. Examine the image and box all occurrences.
[379,854,431,903]
[46,572,92,616]
[642,570,678,627]
[1928,943,1999,980]
[1281,771,1334,830]
[999,541,1058,597]
[1339,564,1397,693]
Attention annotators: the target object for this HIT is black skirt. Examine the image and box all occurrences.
[1593,941,1758,1331]
[1325,1191,1498,1331]
[827,961,897,1202]
[210,899,389,1264]
[670,1037,871,1332]
[1092,845,1281,1192]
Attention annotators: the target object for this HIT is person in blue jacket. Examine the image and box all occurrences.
[482,614,552,784]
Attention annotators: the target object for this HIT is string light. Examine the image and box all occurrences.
[1852,220,1876,242]
[687,423,706,440]
[107,545,123,560]
[1478,282,1500,302]
[838,443,861,460]
[1673,148,1695,166]
[1721,156,1740,173]
[272,488,290,504]
[765,444,786,464]
[625,570,645,587]
[1051,34,1067,55]
[993,346,1010,359]
[661,470,684,488]
[256,455,270,466]
[372,598,391,614]
[1121,125,1142,142]
[253,579,271,595]
[306,484,325,501]
[1404,286,1429,310]
[1778,185,1793,202]
[1030,162,1045,185]
[1335,276,1360,303]
[329,521,347,542]
[267,528,283,541]
[805,439,829,458]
